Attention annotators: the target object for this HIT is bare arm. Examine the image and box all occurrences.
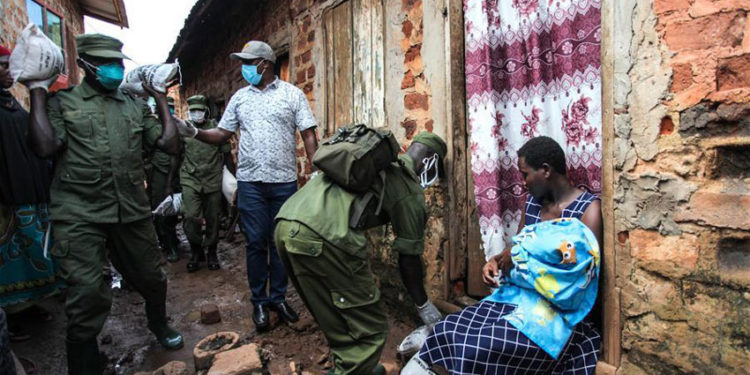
[580,199,603,248]
[398,254,428,306]
[28,88,63,158]
[164,153,180,197]
[195,127,234,145]
[301,128,318,171]
[147,92,178,155]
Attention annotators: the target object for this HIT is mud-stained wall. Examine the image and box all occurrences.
[612,0,750,373]
[1,0,84,107]
[173,0,462,306]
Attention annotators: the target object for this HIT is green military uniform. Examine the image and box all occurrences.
[180,95,229,270]
[147,97,180,262]
[274,153,427,375]
[44,34,182,375]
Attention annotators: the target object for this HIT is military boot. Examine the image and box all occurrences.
[166,244,179,263]
[66,339,103,375]
[147,322,184,350]
[186,243,205,273]
[206,245,220,270]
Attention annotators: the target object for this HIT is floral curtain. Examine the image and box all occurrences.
[465,0,602,258]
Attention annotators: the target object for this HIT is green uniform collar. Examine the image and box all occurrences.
[399,154,419,183]
[78,80,125,102]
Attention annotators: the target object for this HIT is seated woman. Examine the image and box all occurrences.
[404,136,602,375]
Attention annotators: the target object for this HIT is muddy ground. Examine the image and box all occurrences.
[9,228,416,374]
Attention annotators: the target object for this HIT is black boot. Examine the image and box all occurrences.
[66,339,103,375]
[207,245,220,270]
[146,306,184,350]
[166,245,179,263]
[186,243,204,273]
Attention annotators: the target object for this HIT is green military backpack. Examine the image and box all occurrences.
[313,124,400,193]
[312,124,401,228]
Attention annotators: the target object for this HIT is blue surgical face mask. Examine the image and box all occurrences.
[169,107,175,115]
[241,63,265,86]
[95,63,125,90]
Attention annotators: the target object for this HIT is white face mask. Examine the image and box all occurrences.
[188,110,206,123]
[419,153,440,189]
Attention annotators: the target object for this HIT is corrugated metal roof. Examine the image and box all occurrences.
[79,0,129,28]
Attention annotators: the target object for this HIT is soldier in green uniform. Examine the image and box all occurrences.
[274,132,447,375]
[147,96,180,263]
[180,94,232,272]
[24,34,184,375]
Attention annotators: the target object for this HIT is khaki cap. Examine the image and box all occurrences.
[75,34,129,59]
[230,41,276,63]
[186,95,208,111]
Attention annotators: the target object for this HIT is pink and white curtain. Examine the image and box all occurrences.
[465,0,602,258]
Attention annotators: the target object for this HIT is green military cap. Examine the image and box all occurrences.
[186,95,208,111]
[412,131,447,161]
[75,34,129,59]
[166,96,175,106]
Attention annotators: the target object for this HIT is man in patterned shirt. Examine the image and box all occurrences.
[176,41,318,331]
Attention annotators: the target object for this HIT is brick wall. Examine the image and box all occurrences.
[613,1,750,373]
[1,0,84,107]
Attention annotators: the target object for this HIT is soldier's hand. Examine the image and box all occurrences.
[21,74,59,92]
[142,81,162,97]
[176,119,199,138]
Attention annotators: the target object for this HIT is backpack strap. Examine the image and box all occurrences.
[349,170,387,229]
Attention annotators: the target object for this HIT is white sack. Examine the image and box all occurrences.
[152,193,183,216]
[9,24,64,82]
[222,166,238,204]
[397,325,431,358]
[120,61,181,95]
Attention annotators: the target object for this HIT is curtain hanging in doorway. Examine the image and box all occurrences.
[465,0,602,258]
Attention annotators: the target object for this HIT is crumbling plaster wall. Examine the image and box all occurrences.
[613,0,750,373]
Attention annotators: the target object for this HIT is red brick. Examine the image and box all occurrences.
[307,65,316,79]
[401,119,417,138]
[654,0,691,15]
[676,191,750,230]
[404,92,429,110]
[717,53,750,91]
[207,344,262,375]
[671,62,694,92]
[663,11,746,51]
[402,20,414,38]
[629,229,699,278]
[425,119,434,132]
[303,83,313,94]
[296,70,306,84]
[401,70,415,89]
[307,31,315,43]
[404,44,422,64]
[301,50,312,63]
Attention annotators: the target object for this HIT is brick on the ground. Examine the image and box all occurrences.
[207,343,262,375]
[201,304,222,324]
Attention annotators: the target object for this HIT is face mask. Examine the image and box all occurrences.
[80,59,124,90]
[241,62,265,86]
[419,153,440,189]
[189,110,206,123]
[169,107,175,115]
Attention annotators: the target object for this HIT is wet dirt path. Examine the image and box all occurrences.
[9,229,416,374]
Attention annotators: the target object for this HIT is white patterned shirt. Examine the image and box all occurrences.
[219,78,317,183]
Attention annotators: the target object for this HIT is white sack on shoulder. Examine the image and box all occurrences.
[9,24,64,82]
[120,62,181,95]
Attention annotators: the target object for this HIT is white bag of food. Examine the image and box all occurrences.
[120,61,181,95]
[152,193,183,216]
[9,23,65,82]
[222,166,238,204]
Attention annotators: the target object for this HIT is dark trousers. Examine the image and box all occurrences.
[0,309,17,375]
[237,181,297,306]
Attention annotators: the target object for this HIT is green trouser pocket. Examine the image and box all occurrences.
[330,284,387,340]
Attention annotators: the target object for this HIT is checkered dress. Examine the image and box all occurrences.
[524,191,599,226]
[418,301,600,375]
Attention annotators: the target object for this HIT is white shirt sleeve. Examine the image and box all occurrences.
[218,90,241,132]
[294,87,318,132]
